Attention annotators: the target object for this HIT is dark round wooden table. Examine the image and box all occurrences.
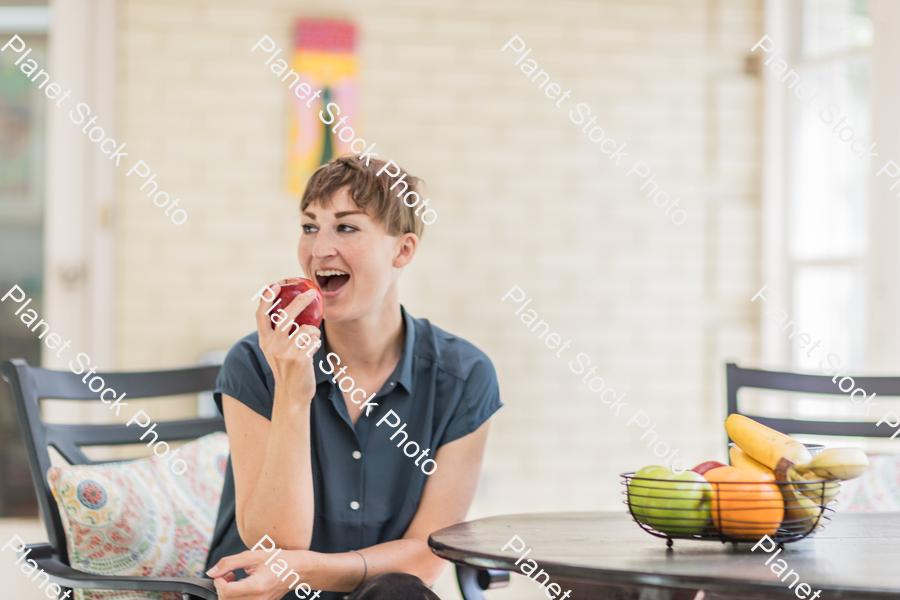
[428,511,900,599]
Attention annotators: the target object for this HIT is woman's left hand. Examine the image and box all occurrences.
[207,549,310,600]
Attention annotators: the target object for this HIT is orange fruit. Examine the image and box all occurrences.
[704,466,784,539]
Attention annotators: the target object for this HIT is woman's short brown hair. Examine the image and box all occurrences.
[300,155,425,239]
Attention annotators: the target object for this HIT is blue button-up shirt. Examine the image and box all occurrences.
[207,307,502,599]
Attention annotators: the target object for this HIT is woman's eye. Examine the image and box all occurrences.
[338,224,357,233]
[302,224,318,234]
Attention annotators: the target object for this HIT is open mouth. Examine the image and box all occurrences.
[315,269,350,294]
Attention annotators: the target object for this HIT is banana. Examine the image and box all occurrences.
[788,469,840,504]
[729,445,775,479]
[781,482,825,532]
[725,414,812,470]
[774,459,825,533]
[792,447,869,481]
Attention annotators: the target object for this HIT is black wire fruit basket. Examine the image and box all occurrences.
[620,472,837,547]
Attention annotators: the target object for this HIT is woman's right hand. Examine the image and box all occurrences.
[208,548,294,600]
[256,284,322,407]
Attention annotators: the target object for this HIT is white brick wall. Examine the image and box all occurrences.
[114,1,763,598]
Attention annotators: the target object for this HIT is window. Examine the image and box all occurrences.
[762,0,875,376]
[788,0,872,373]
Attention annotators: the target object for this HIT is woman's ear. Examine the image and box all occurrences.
[393,232,418,269]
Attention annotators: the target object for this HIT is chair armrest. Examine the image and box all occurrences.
[478,568,510,590]
[21,543,218,600]
[455,564,510,600]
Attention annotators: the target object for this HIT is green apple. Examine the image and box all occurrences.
[628,465,712,536]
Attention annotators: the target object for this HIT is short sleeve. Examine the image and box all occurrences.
[438,354,503,447]
[214,333,274,420]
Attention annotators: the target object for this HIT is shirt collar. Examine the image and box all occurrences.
[313,306,416,394]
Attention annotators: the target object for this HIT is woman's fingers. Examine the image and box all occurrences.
[282,288,318,323]
[286,325,321,357]
[206,550,261,578]
[209,551,282,600]
[255,284,282,336]
[260,288,316,335]
[267,290,320,344]
[296,324,320,341]
[214,571,274,599]
[213,577,257,600]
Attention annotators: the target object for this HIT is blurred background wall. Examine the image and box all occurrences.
[3,2,763,597]
[13,0,900,598]
[8,0,900,599]
[109,0,762,517]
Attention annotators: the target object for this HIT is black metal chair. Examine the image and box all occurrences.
[2,358,508,600]
[2,358,223,600]
[726,362,900,440]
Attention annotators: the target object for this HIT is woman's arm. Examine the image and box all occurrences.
[226,286,323,550]
[209,419,492,596]
[224,394,315,550]
[398,417,492,584]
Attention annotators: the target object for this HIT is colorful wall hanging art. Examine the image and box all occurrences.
[285,18,360,196]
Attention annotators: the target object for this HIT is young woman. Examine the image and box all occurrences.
[205,155,502,600]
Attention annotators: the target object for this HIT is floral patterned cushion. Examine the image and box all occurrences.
[46,432,230,600]
[834,454,900,512]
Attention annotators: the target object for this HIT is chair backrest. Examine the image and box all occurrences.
[726,362,898,438]
[1,358,224,566]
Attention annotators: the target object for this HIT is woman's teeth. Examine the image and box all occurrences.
[315,269,351,293]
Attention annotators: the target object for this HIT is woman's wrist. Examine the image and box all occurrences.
[278,550,368,594]
[329,551,369,592]
[351,551,367,590]
[272,388,313,418]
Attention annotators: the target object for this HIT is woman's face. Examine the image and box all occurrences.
[298,187,416,323]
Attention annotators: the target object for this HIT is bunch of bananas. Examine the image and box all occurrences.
[724,414,869,533]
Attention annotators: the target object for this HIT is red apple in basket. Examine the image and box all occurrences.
[691,461,727,476]
[269,278,324,329]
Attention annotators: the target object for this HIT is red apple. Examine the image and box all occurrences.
[269,277,324,329]
[691,461,727,476]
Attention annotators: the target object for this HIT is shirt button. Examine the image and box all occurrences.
[350,501,360,510]
[352,451,362,459]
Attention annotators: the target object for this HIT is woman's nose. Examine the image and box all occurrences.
[311,229,337,258]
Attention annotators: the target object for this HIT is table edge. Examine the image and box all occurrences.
[428,513,900,599]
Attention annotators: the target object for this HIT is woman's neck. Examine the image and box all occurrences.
[322,300,405,377]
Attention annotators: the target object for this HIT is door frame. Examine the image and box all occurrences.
[44,0,117,370]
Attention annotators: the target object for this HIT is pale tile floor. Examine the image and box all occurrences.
[1,518,49,600]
